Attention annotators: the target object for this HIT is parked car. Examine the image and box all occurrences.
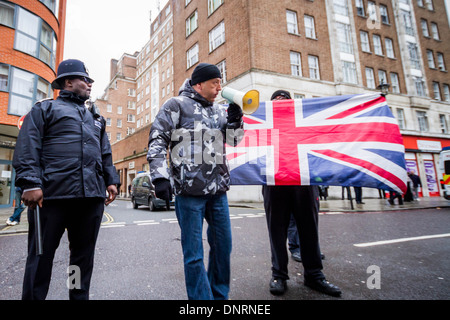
[130,172,174,211]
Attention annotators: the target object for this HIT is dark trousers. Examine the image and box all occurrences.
[22,198,104,300]
[263,185,324,281]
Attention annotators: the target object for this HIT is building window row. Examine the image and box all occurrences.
[289,52,320,80]
[432,82,450,101]
[356,0,390,25]
[394,107,449,134]
[0,64,53,116]
[286,10,317,39]
[426,50,446,71]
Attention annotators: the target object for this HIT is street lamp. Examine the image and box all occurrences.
[377,81,390,96]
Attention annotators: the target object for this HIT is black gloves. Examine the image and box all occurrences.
[227,103,243,123]
[153,179,172,202]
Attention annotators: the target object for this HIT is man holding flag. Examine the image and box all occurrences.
[262,90,342,297]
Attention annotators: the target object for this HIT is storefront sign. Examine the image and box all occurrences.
[417,140,442,152]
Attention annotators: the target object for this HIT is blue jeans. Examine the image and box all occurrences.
[175,193,232,300]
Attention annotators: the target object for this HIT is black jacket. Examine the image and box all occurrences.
[13,90,120,200]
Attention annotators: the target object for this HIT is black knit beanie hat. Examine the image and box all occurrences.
[191,63,222,85]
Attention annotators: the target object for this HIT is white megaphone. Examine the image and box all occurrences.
[221,87,260,115]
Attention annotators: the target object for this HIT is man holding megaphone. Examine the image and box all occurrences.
[147,63,244,300]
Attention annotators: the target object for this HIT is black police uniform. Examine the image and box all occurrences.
[13,90,120,300]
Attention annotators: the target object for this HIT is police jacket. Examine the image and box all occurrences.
[13,90,120,200]
[147,79,244,196]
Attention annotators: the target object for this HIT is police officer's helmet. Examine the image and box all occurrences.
[51,59,94,90]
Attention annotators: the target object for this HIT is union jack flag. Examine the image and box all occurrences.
[226,93,407,193]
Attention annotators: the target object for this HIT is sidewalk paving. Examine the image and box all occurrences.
[0,196,448,236]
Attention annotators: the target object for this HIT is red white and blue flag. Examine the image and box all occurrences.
[226,93,407,193]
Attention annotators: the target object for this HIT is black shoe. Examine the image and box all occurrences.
[269,277,287,295]
[291,252,302,262]
[304,278,342,297]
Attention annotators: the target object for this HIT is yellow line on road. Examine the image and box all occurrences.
[102,211,114,225]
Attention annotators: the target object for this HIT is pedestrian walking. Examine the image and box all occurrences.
[6,187,25,226]
[262,90,341,297]
[13,59,120,300]
[408,171,422,201]
[146,62,244,300]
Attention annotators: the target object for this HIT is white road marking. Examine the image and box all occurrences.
[354,233,450,247]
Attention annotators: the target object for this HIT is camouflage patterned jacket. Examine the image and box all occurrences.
[147,79,244,196]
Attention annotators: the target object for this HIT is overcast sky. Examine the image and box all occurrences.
[64,0,168,99]
[63,0,450,99]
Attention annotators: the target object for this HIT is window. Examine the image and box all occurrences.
[336,23,353,54]
[186,43,198,69]
[117,119,122,128]
[365,67,375,89]
[15,8,39,57]
[390,72,400,93]
[380,5,389,24]
[421,19,430,37]
[427,50,435,68]
[416,111,429,132]
[286,10,299,35]
[116,133,122,141]
[355,0,365,16]
[360,31,370,52]
[127,114,136,123]
[216,60,227,83]
[443,84,450,102]
[209,21,225,52]
[186,10,198,37]
[425,0,434,10]
[15,7,57,67]
[107,104,112,112]
[342,61,357,84]
[373,35,383,55]
[117,106,122,114]
[385,38,394,58]
[290,51,302,76]
[439,115,448,133]
[401,10,414,36]
[106,118,111,126]
[367,1,377,21]
[430,23,439,40]
[308,55,320,79]
[304,15,316,39]
[8,67,52,116]
[0,1,14,28]
[378,70,387,86]
[408,43,421,69]
[208,0,223,15]
[0,64,9,91]
[437,53,446,71]
[432,82,441,100]
[414,77,426,96]
[333,0,348,16]
[396,109,406,130]
[417,0,424,7]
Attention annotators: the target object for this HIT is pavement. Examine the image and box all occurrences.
[0,196,448,236]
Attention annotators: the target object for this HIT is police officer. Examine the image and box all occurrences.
[13,59,120,300]
[263,90,341,297]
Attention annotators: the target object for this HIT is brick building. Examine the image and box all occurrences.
[97,1,173,196]
[103,0,450,199]
[0,0,66,207]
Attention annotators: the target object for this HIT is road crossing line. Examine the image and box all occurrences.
[354,233,450,247]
